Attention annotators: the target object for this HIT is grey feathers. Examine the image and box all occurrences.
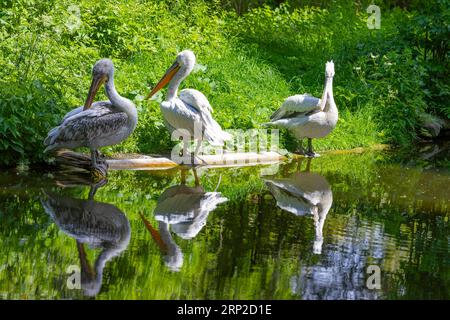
[44,103,128,151]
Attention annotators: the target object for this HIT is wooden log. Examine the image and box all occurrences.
[53,150,108,177]
[290,144,390,158]
[107,157,178,170]
[106,151,286,170]
[193,151,286,169]
[53,145,387,172]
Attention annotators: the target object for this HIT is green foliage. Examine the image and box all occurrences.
[230,1,446,147]
[396,0,450,118]
[0,0,448,166]
[0,82,61,165]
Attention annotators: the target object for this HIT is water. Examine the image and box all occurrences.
[0,146,449,300]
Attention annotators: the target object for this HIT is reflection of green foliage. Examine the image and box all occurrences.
[0,150,449,299]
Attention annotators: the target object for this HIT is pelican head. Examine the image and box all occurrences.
[146,50,196,99]
[325,61,335,78]
[175,50,196,71]
[84,58,114,110]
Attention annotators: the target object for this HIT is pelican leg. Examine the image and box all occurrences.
[306,139,320,158]
[192,140,207,166]
[296,158,304,172]
[182,140,188,157]
[192,168,200,186]
[295,139,306,155]
[90,149,108,178]
[95,150,107,164]
[305,158,312,171]
[88,178,108,200]
[178,139,190,165]
[77,240,95,279]
[90,149,97,166]
[180,168,187,185]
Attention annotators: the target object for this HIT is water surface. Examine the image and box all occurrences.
[0,145,449,299]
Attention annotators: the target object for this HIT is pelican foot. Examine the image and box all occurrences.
[294,149,306,156]
[192,154,208,166]
[90,161,108,179]
[305,152,320,158]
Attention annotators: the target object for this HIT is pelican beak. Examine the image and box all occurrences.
[139,213,168,253]
[84,74,107,110]
[76,240,95,279]
[145,61,180,100]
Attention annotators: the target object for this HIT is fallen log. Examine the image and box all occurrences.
[52,150,108,177]
[52,145,387,172]
[107,151,286,170]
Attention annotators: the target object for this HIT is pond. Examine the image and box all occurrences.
[0,145,449,300]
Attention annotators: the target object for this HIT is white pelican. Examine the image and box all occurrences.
[146,50,231,163]
[266,61,337,157]
[264,159,332,254]
[44,59,138,174]
[140,169,227,271]
[41,181,131,297]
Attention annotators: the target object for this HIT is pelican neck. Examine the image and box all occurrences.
[167,64,191,101]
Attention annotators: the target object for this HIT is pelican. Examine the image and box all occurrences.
[146,50,231,163]
[41,180,131,296]
[140,169,227,271]
[44,59,138,174]
[264,159,332,254]
[266,61,337,157]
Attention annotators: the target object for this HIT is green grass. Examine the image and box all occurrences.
[0,0,447,166]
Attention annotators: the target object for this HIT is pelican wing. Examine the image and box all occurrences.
[265,114,310,130]
[157,184,203,205]
[179,89,213,114]
[60,101,112,123]
[45,101,112,139]
[265,180,315,216]
[41,191,129,245]
[266,110,327,130]
[154,185,205,222]
[155,185,227,228]
[160,99,201,135]
[171,192,227,239]
[264,172,332,217]
[44,103,128,151]
[164,89,231,146]
[271,94,321,121]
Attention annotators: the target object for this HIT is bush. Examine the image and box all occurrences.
[0,0,448,167]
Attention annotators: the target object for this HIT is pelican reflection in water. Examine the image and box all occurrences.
[140,169,227,271]
[41,179,131,297]
[264,159,332,254]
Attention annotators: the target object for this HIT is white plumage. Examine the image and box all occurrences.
[140,171,227,272]
[265,164,332,254]
[266,61,338,157]
[155,184,227,239]
[147,50,231,159]
[270,94,321,121]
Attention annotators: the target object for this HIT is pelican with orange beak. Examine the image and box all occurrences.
[44,59,138,174]
[146,50,231,163]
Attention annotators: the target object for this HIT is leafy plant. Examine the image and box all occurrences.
[0,0,448,167]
